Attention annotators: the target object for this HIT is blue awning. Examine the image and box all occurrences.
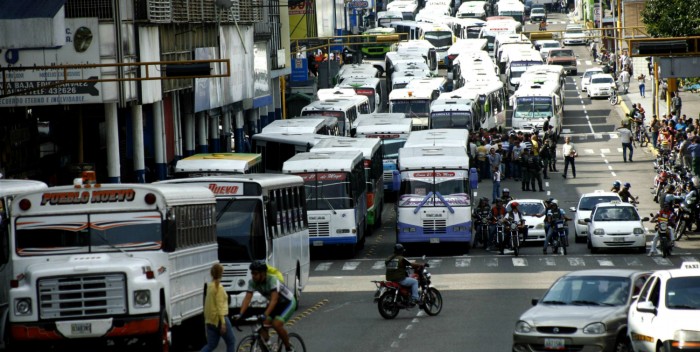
[0,0,65,19]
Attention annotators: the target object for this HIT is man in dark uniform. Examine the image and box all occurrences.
[385,244,421,305]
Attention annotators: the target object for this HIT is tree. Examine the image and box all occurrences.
[641,0,700,37]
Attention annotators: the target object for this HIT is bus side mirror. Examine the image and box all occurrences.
[0,219,9,265]
[163,209,177,252]
[470,168,479,190]
[392,171,401,191]
[266,201,278,227]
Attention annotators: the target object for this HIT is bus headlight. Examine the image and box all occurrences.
[403,227,416,232]
[336,229,351,234]
[134,290,152,308]
[15,298,32,316]
[453,226,467,232]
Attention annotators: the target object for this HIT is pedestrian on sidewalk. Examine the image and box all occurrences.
[617,122,634,162]
[619,69,631,94]
[651,115,661,149]
[672,92,682,117]
[562,137,577,178]
[637,73,646,97]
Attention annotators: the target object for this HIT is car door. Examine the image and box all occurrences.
[629,276,660,352]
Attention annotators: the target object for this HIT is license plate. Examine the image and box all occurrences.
[312,241,324,246]
[544,338,565,350]
[613,237,625,242]
[556,223,564,229]
[430,238,440,244]
[71,322,92,335]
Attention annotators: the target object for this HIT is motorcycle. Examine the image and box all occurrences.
[675,201,693,240]
[651,213,673,258]
[497,217,520,256]
[474,214,489,249]
[372,258,443,319]
[547,219,568,255]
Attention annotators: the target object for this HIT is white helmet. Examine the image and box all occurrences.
[503,188,510,193]
[552,199,559,205]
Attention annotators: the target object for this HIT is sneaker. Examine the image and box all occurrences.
[647,252,654,257]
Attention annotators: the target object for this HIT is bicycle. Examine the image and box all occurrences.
[234,316,307,352]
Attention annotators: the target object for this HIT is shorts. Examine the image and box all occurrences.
[270,298,297,322]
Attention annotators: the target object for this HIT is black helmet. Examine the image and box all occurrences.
[394,243,405,254]
[249,260,267,272]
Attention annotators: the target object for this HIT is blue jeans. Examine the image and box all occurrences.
[492,180,500,202]
[544,227,569,249]
[511,161,521,179]
[399,276,419,300]
[201,318,236,352]
[622,142,634,161]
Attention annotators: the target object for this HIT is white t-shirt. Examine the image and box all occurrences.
[562,142,576,159]
[618,128,632,143]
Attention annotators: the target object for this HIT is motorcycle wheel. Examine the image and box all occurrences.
[512,232,519,257]
[561,234,568,255]
[421,287,443,316]
[377,291,400,319]
[675,220,685,241]
[481,228,488,249]
[661,238,668,258]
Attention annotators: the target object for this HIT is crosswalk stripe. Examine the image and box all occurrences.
[428,259,442,268]
[610,134,619,139]
[542,257,557,266]
[342,261,361,270]
[584,149,595,154]
[372,260,385,270]
[485,257,499,267]
[455,258,471,267]
[617,148,623,153]
[568,257,586,266]
[624,257,643,266]
[597,258,614,266]
[651,257,673,266]
[681,256,698,262]
[601,148,611,153]
[315,262,332,271]
[513,258,528,267]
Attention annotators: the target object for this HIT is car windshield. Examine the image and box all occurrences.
[593,207,640,221]
[541,275,631,306]
[517,202,545,216]
[666,277,700,310]
[592,77,614,84]
[531,9,544,14]
[542,42,559,48]
[549,50,574,57]
[579,196,620,210]
[584,70,602,78]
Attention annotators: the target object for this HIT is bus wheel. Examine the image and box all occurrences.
[294,271,302,307]
[150,309,170,352]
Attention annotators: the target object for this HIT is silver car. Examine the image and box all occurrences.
[513,269,651,352]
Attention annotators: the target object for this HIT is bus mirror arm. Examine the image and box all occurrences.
[434,192,455,214]
[413,192,434,214]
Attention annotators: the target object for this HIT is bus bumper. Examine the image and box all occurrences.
[10,315,161,341]
[309,236,357,246]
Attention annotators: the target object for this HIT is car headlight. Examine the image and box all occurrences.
[134,290,152,308]
[14,298,32,316]
[633,227,644,235]
[593,228,605,235]
[536,223,544,229]
[515,320,533,333]
[674,330,700,347]
[583,322,606,334]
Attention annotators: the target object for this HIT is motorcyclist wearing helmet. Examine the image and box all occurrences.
[385,244,421,305]
[611,180,621,193]
[501,188,514,203]
[472,197,492,246]
[237,260,297,352]
[618,182,638,204]
[649,202,676,256]
[489,199,508,251]
[536,199,571,254]
[506,201,528,242]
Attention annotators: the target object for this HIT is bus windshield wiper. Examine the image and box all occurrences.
[319,189,337,215]
[93,230,132,257]
[217,198,236,222]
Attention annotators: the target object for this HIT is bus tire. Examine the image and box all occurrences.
[294,268,302,308]
[150,308,170,352]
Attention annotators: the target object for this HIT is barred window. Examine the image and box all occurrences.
[174,203,216,249]
[65,0,114,19]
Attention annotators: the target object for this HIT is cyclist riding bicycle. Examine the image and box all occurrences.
[236,260,298,352]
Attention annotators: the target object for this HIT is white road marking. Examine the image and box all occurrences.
[601,148,611,153]
[610,134,619,139]
[455,258,472,267]
[588,121,595,133]
[485,257,499,267]
[315,262,333,271]
[547,191,551,196]
[512,258,528,266]
[652,257,673,266]
[563,129,572,133]
[542,257,557,266]
[399,333,407,339]
[585,149,594,154]
[608,165,614,170]
[617,148,623,153]
[597,258,614,266]
[624,257,643,266]
[585,60,592,65]
[568,257,586,266]
[428,259,442,268]
[342,261,361,270]
[611,172,617,176]
[372,261,385,269]
[545,182,550,187]
[681,256,699,262]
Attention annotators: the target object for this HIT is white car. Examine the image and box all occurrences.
[536,40,561,60]
[587,73,617,98]
[584,201,649,253]
[628,261,700,352]
[563,25,587,46]
[581,67,604,92]
[570,190,621,243]
[507,199,546,242]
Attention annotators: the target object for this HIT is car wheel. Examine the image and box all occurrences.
[614,335,632,352]
[574,230,585,243]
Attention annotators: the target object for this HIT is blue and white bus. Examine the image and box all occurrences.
[396,145,477,249]
[356,114,412,194]
[283,150,368,257]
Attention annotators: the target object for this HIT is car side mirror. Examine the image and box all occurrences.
[636,301,657,314]
[583,218,591,223]
[531,298,539,306]
[569,207,576,212]
[577,219,587,225]
[642,217,650,222]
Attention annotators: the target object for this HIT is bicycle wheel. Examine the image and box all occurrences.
[236,335,258,352]
[277,333,307,352]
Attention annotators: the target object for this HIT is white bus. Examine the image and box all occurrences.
[418,23,456,64]
[389,87,438,130]
[444,38,488,71]
[174,153,263,177]
[452,80,507,131]
[496,0,525,23]
[157,174,310,310]
[386,1,419,20]
[336,76,383,113]
[252,132,335,173]
[430,96,482,130]
[301,99,361,136]
[283,151,368,257]
[377,10,404,27]
[456,1,488,20]
[355,114,412,193]
[505,50,544,93]
[262,116,340,136]
[396,146,476,249]
[403,128,469,151]
[405,77,447,99]
[511,80,564,137]
[334,64,380,86]
[391,69,432,90]
[310,137,385,230]
[451,50,499,89]
[7,173,217,350]
[479,19,521,53]
[394,40,439,73]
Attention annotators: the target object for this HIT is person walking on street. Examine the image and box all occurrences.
[619,69,631,94]
[520,148,533,191]
[617,122,634,162]
[539,140,552,179]
[488,147,502,180]
[672,92,682,117]
[527,152,545,192]
[562,137,577,178]
[651,115,661,149]
[492,169,501,202]
[511,139,523,181]
[637,73,646,97]
[201,264,236,352]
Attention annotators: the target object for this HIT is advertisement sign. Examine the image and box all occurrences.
[298,172,348,181]
[0,18,102,107]
[253,42,270,98]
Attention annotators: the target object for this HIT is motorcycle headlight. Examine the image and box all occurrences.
[515,320,533,333]
[134,290,152,308]
[633,227,644,235]
[14,298,32,316]
[593,228,605,235]
[583,322,606,334]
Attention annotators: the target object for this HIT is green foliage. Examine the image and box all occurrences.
[641,0,700,37]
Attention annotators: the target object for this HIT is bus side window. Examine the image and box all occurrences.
[269,190,279,238]
[298,186,309,227]
[284,188,293,235]
[275,189,285,236]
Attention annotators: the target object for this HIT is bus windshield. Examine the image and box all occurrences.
[300,172,353,210]
[15,213,162,256]
[390,100,431,116]
[382,138,407,159]
[400,178,469,202]
[514,97,553,119]
[215,198,266,262]
[431,111,472,129]
[424,31,452,48]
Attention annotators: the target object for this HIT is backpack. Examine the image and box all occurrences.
[267,265,285,283]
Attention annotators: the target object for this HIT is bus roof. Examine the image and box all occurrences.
[405,129,469,148]
[405,77,446,91]
[513,81,560,97]
[431,98,476,111]
[336,76,381,88]
[175,153,262,174]
[261,117,336,134]
[317,88,357,101]
[310,137,381,159]
[447,38,488,55]
[302,99,360,111]
[399,146,469,170]
[436,88,480,101]
[0,179,48,197]
[363,27,396,35]
[356,115,413,135]
[283,150,364,173]
[157,173,305,196]
[389,87,435,99]
[252,132,336,146]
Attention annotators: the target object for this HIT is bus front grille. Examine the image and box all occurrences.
[423,219,447,234]
[383,171,394,183]
[39,273,127,319]
[309,221,330,236]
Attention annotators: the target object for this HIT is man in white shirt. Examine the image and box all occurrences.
[562,137,576,178]
[617,122,634,162]
[619,69,631,94]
